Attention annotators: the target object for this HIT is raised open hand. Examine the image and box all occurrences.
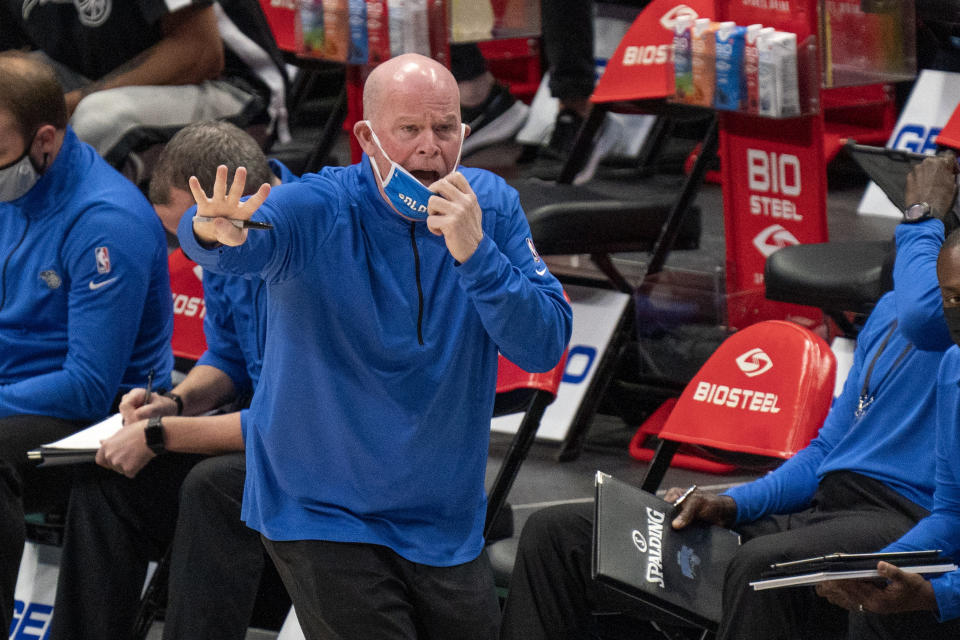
[189,165,271,246]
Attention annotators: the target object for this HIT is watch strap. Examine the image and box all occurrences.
[162,391,183,416]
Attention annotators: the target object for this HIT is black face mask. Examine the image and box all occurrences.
[943,305,960,348]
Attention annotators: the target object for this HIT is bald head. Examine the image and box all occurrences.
[363,54,460,124]
[0,52,67,141]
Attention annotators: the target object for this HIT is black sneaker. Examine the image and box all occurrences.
[523,108,588,180]
[461,83,529,156]
[542,108,585,160]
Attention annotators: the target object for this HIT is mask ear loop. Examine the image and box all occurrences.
[362,121,397,188]
[451,123,466,172]
[365,121,467,183]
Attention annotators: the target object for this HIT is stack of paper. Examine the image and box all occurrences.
[27,413,123,467]
[750,550,957,590]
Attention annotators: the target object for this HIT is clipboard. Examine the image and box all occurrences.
[844,141,929,212]
[591,472,741,630]
[27,413,123,466]
[749,550,957,591]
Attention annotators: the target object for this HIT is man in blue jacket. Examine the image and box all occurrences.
[50,120,296,640]
[0,52,172,634]
[816,228,960,639]
[499,152,959,640]
[180,52,572,639]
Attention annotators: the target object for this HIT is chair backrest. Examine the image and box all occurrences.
[168,248,207,364]
[937,101,960,150]
[485,350,568,541]
[492,351,566,415]
[590,0,717,105]
[257,0,299,53]
[496,354,566,395]
[661,320,835,458]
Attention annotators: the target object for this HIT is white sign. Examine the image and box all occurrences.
[858,70,960,218]
[10,543,60,640]
[491,284,631,441]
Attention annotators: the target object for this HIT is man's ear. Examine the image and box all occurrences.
[30,124,59,171]
[353,120,376,158]
[32,124,57,155]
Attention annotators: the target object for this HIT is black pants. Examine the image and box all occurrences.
[450,44,489,83]
[449,0,596,103]
[847,601,960,638]
[542,0,596,102]
[49,452,276,640]
[0,414,86,636]
[500,472,929,640]
[263,537,500,640]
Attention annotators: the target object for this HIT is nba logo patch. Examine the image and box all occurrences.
[95,247,111,274]
[526,237,547,276]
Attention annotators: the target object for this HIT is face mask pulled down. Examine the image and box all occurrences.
[0,144,41,203]
[364,122,464,221]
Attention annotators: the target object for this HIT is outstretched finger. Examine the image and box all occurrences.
[242,182,272,213]
[188,175,209,205]
[228,166,248,204]
[212,165,229,201]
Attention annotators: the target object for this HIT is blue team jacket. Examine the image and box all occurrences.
[199,160,297,429]
[726,219,951,522]
[0,128,172,420]
[180,157,571,566]
[886,345,960,621]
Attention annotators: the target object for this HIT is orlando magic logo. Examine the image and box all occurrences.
[39,270,61,289]
[23,0,111,28]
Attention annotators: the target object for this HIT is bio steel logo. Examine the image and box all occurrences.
[659,4,699,29]
[752,223,800,258]
[747,149,803,221]
[735,347,773,377]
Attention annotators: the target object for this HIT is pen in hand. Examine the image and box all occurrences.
[193,216,273,230]
[672,484,698,514]
[143,368,155,406]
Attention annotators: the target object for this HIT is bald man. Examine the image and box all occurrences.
[177,53,572,639]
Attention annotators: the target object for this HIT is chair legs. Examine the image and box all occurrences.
[129,547,171,640]
[485,391,554,540]
[639,439,681,494]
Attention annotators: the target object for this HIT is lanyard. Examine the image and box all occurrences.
[856,320,913,419]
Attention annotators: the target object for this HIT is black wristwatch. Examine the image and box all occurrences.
[162,391,183,416]
[903,201,933,223]
[145,416,166,455]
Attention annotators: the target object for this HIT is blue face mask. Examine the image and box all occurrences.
[364,122,464,221]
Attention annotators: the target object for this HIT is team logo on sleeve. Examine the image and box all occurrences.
[526,237,547,276]
[95,246,111,274]
[39,270,61,289]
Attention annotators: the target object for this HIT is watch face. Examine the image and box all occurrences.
[145,418,165,453]
[906,202,931,221]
